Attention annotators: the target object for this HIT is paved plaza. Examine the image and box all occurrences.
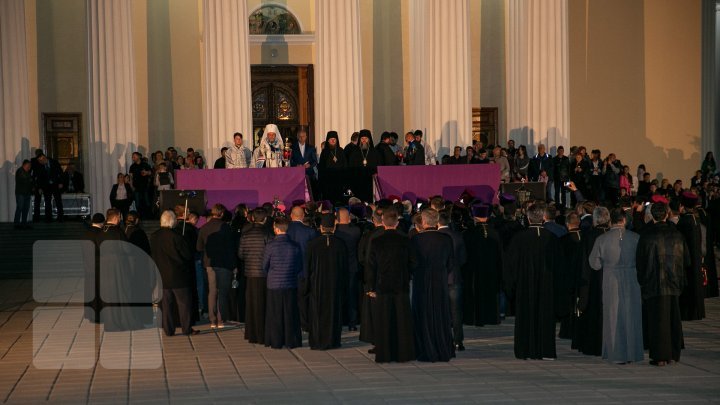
[0,279,719,404]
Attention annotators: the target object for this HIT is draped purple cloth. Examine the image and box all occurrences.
[376,165,501,204]
[175,168,308,209]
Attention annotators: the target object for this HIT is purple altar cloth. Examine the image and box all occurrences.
[376,165,501,204]
[176,167,308,209]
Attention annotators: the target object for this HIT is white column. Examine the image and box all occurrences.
[409,0,472,159]
[505,0,569,155]
[701,0,717,159]
[202,0,253,164]
[87,0,139,214]
[0,0,31,222]
[315,0,364,146]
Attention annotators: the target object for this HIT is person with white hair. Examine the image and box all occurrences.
[151,210,198,336]
[253,124,285,168]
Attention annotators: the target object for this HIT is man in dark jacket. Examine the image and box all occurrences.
[14,160,34,229]
[376,132,398,166]
[290,129,319,199]
[636,202,689,366]
[152,210,197,336]
[263,218,302,349]
[553,146,570,207]
[528,144,553,199]
[62,162,85,193]
[238,208,273,343]
[33,154,65,222]
[125,211,151,255]
[213,147,228,169]
[287,206,319,331]
[197,204,236,329]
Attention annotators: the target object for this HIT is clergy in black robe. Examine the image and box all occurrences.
[410,209,456,362]
[84,213,105,323]
[676,193,706,320]
[573,207,609,356]
[504,203,563,360]
[636,203,689,365]
[334,208,363,330]
[347,130,380,202]
[124,212,151,255]
[438,209,467,350]
[357,211,385,344]
[263,218,303,349]
[463,204,503,327]
[367,210,415,363]
[705,198,720,297]
[99,209,153,332]
[303,214,349,350]
[318,131,347,203]
[558,212,584,340]
[238,209,273,344]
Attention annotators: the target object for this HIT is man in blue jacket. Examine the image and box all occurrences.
[290,129,319,199]
[263,218,303,349]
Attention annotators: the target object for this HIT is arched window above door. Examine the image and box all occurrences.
[249,5,302,35]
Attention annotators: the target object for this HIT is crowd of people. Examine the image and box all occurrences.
[13,126,720,367]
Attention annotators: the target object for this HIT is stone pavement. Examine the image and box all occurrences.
[0,279,719,404]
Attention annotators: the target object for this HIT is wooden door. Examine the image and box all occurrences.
[251,65,314,147]
[42,113,83,171]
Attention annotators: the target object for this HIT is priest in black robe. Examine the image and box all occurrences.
[99,208,153,332]
[573,207,609,356]
[367,209,415,363]
[318,131,347,203]
[463,203,503,327]
[84,213,105,323]
[558,212,584,339]
[303,214,349,350]
[705,196,720,297]
[636,202,689,365]
[347,129,380,202]
[410,209,456,362]
[504,202,563,360]
[676,192,706,320]
[358,209,385,344]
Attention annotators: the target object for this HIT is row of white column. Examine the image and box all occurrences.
[0,0,569,219]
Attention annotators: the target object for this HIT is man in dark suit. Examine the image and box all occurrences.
[290,129,319,199]
[33,154,65,222]
[287,206,319,331]
[152,210,198,336]
[62,162,85,193]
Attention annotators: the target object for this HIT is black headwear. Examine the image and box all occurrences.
[326,131,339,142]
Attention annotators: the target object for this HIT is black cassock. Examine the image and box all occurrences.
[98,225,154,332]
[504,226,563,360]
[367,229,415,363]
[303,233,349,350]
[572,226,607,356]
[704,203,720,298]
[676,213,706,320]
[358,226,385,344]
[318,146,347,203]
[558,229,583,339]
[462,223,503,326]
[410,231,455,362]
